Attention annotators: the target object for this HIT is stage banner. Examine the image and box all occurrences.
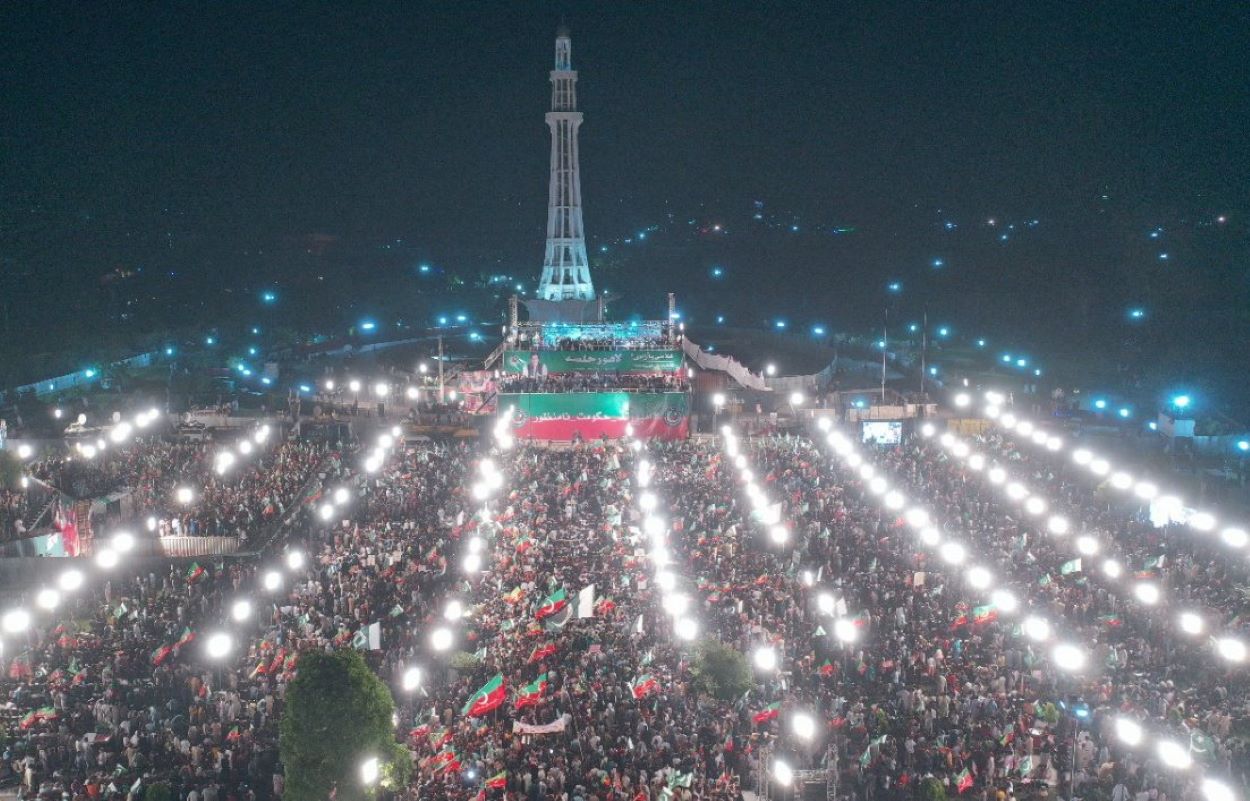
[501,392,689,441]
[501,350,683,374]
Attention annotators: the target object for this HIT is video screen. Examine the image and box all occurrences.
[861,421,902,445]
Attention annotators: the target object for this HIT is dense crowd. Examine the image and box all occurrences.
[498,373,688,394]
[2,427,1246,801]
[146,441,330,541]
[0,488,35,542]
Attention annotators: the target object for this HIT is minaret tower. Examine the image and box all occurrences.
[536,26,595,301]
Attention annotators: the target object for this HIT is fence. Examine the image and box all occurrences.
[155,536,242,558]
[681,339,770,391]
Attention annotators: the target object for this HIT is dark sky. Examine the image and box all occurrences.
[3,2,1249,400]
[6,2,1247,237]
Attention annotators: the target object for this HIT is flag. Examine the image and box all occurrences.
[430,747,461,772]
[268,647,287,674]
[1038,574,1053,587]
[366,621,382,650]
[186,562,206,583]
[669,773,693,789]
[595,596,617,615]
[577,584,596,618]
[630,674,659,699]
[528,643,558,664]
[850,610,871,628]
[536,588,568,620]
[514,673,549,709]
[814,625,827,637]
[999,731,1015,747]
[503,586,525,605]
[818,659,834,677]
[955,768,974,794]
[1018,755,1033,776]
[19,707,57,730]
[150,644,174,666]
[1134,555,1164,579]
[1060,558,1082,576]
[950,613,969,629]
[461,673,506,717]
[972,605,998,625]
[1098,614,1123,627]
[225,726,242,742]
[174,627,195,649]
[752,701,781,725]
[486,771,507,790]
[633,614,645,635]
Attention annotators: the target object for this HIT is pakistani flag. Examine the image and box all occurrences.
[461,673,506,717]
[1060,558,1082,575]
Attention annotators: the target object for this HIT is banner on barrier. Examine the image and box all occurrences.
[502,350,683,374]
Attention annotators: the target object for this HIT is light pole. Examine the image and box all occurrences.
[713,393,726,433]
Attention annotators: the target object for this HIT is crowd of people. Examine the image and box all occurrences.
[498,373,688,394]
[1,424,1246,801]
[0,487,36,542]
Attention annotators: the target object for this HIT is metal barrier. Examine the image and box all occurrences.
[156,536,241,558]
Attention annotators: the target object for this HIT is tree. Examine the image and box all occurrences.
[690,639,752,702]
[279,650,410,801]
[143,782,174,801]
[917,777,947,801]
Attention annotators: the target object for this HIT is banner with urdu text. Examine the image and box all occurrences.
[501,350,683,374]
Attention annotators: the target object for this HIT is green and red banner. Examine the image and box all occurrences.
[501,392,689,441]
[502,350,683,374]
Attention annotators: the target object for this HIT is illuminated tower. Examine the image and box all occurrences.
[536,26,595,302]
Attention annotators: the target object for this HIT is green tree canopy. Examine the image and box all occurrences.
[279,649,410,801]
[690,638,752,702]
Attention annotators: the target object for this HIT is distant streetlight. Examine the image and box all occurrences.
[765,364,776,376]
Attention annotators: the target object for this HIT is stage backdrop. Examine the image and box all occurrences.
[500,392,689,440]
[501,350,682,374]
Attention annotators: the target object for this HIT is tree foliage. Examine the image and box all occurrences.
[279,650,410,801]
[917,777,947,801]
[690,639,752,701]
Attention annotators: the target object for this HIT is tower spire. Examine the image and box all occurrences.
[537,25,595,302]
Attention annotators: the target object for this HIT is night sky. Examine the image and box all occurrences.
[3,3,1249,405]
